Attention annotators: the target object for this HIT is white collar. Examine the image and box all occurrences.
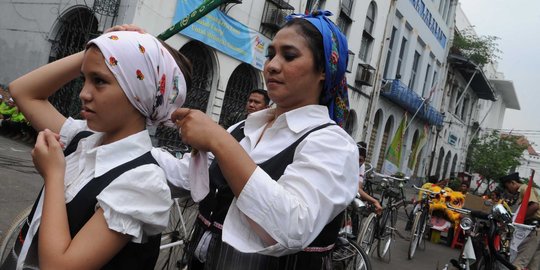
[245,105,332,134]
[80,130,153,178]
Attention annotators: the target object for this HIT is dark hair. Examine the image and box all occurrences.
[282,19,325,73]
[500,172,520,186]
[428,175,439,184]
[159,40,193,91]
[357,141,367,158]
[249,89,270,105]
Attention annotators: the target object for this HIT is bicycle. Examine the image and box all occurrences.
[361,163,375,197]
[407,185,447,260]
[155,188,198,270]
[446,202,518,270]
[362,172,409,262]
[332,198,373,270]
[0,205,32,265]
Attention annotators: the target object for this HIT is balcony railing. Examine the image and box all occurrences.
[380,79,444,126]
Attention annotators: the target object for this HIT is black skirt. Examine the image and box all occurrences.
[186,219,334,270]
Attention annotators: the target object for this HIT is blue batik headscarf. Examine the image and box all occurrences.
[286,10,350,127]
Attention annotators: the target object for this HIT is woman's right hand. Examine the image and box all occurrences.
[171,108,229,152]
[32,129,65,181]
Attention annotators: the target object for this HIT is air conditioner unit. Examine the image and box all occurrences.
[355,63,375,86]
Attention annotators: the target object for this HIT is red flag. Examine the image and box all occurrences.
[515,169,536,224]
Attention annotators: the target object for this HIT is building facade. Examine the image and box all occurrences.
[365,0,456,180]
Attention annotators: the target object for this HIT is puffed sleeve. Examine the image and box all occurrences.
[96,163,172,243]
[59,117,91,148]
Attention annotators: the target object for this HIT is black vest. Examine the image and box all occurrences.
[197,122,343,248]
[8,131,161,270]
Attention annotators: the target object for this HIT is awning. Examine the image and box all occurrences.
[490,79,520,110]
[447,54,496,101]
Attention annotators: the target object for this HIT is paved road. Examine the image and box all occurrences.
[0,134,461,269]
[0,135,41,238]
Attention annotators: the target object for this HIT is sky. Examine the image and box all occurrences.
[459,0,540,148]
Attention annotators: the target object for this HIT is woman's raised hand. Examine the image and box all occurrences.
[105,24,146,34]
[32,129,65,181]
[171,108,229,152]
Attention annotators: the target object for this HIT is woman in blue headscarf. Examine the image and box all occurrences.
[159,10,358,269]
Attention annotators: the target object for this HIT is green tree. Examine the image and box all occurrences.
[466,131,527,194]
[452,27,501,67]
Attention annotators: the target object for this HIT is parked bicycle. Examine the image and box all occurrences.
[446,202,518,270]
[356,172,409,262]
[408,185,448,260]
[155,188,198,270]
[332,195,372,270]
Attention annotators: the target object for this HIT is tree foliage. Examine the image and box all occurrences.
[452,27,501,67]
[466,131,526,188]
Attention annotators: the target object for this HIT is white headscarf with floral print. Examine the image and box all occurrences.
[87,31,186,127]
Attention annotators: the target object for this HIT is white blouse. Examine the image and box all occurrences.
[154,105,359,256]
[20,118,172,268]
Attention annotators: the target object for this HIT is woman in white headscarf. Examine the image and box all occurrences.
[4,31,190,270]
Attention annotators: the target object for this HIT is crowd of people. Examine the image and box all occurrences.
[0,86,35,144]
[1,8,537,270]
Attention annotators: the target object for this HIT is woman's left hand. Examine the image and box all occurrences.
[171,108,229,152]
[32,129,65,181]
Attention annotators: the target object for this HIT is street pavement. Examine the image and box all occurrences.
[0,134,41,238]
[0,134,461,269]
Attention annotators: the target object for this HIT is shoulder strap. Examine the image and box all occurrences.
[63,130,94,156]
[66,151,158,237]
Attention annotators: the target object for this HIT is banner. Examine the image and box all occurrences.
[383,113,407,174]
[173,0,270,70]
[407,124,429,169]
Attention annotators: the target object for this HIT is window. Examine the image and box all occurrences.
[422,64,431,97]
[336,11,352,36]
[359,2,376,62]
[408,51,421,90]
[341,0,354,17]
[383,27,397,78]
[396,37,408,78]
[260,0,295,38]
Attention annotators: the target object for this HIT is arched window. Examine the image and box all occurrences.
[219,63,259,127]
[359,1,377,62]
[179,41,213,112]
[48,7,98,118]
[376,115,394,171]
[367,109,383,163]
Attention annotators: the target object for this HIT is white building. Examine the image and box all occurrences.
[365,0,456,181]
[430,4,520,181]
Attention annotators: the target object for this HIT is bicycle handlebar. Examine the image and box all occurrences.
[445,202,490,219]
[413,185,446,195]
[373,172,409,182]
[364,163,374,174]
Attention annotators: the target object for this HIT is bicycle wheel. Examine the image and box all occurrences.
[377,208,395,260]
[346,240,372,270]
[357,212,377,255]
[155,197,198,270]
[407,210,427,260]
[0,205,31,265]
[332,238,372,270]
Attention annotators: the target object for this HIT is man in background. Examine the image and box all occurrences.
[223,89,270,129]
